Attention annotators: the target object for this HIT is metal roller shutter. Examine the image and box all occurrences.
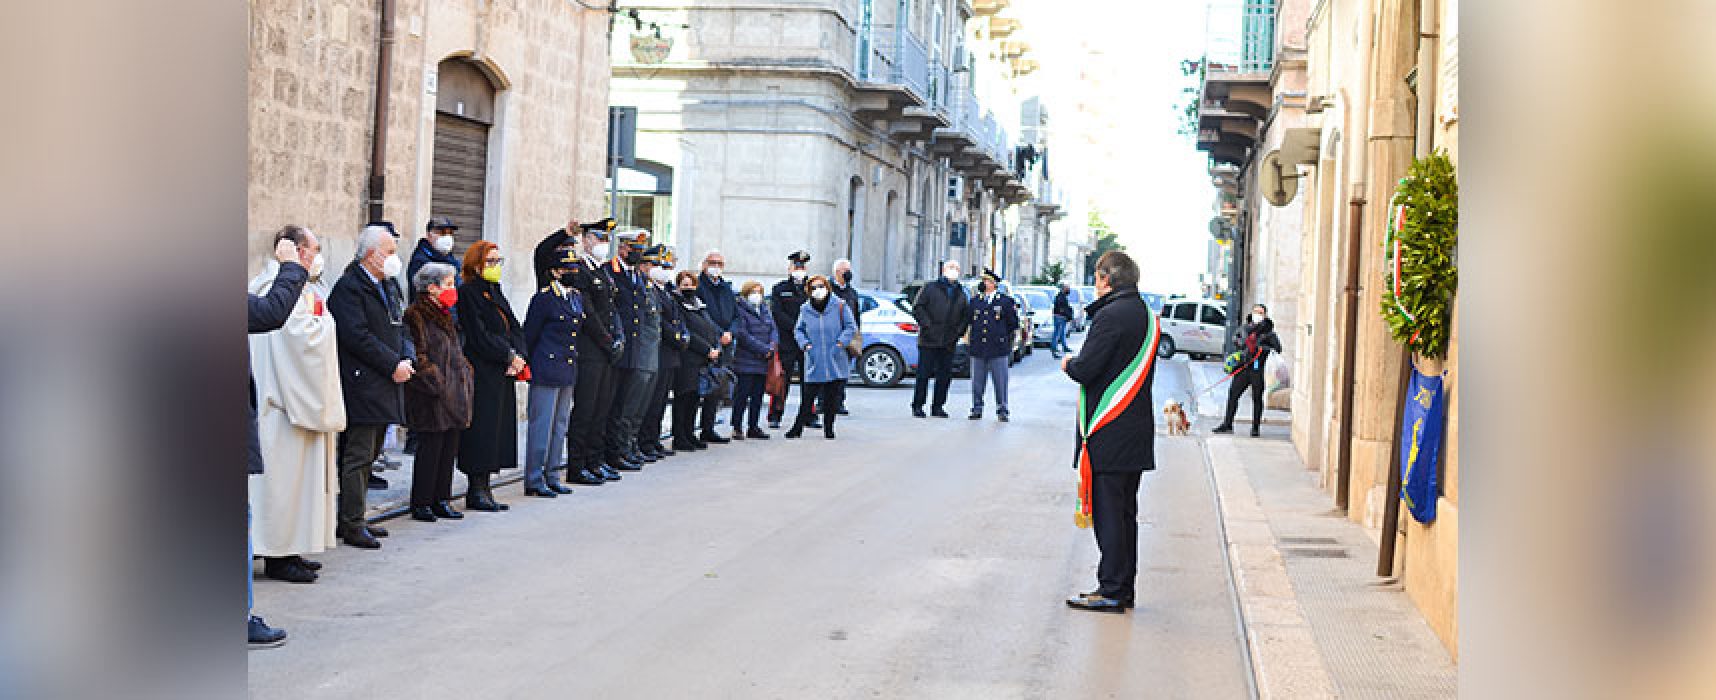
[430,112,489,262]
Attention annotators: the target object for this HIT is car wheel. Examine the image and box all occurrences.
[1157,335,1177,359]
[860,346,904,387]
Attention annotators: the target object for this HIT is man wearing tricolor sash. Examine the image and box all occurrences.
[1060,251,1159,614]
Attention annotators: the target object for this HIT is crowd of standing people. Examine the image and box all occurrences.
[245,217,874,647]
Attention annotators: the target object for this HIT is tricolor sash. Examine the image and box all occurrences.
[1074,311,1161,528]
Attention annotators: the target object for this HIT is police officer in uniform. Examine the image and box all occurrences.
[768,250,816,429]
[604,231,653,472]
[562,218,626,485]
[967,268,1020,422]
[638,245,688,460]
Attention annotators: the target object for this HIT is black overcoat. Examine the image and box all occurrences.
[455,279,525,474]
[1063,287,1157,473]
[327,260,413,426]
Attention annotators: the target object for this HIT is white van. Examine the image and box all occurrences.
[1157,299,1229,359]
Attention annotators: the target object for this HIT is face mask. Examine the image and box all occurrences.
[649,268,673,284]
[1251,313,1265,324]
[943,269,960,281]
[839,270,852,284]
[481,264,502,283]
[681,285,697,294]
[432,235,455,254]
[382,253,403,279]
[308,253,325,279]
[435,287,458,310]
[705,266,722,279]
[811,288,829,301]
[747,292,764,306]
[790,269,806,281]
[591,243,610,260]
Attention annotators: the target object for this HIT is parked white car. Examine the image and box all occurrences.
[1157,298,1229,359]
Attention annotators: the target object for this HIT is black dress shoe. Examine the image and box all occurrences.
[1211,424,1234,434]
[657,447,676,457]
[672,439,698,452]
[806,418,822,429]
[431,501,465,519]
[1065,595,1128,613]
[746,427,770,439]
[289,555,322,571]
[524,485,558,498]
[630,450,656,463]
[599,465,623,481]
[340,528,380,549]
[1250,426,1262,437]
[691,439,709,450]
[367,474,389,490]
[969,409,982,420]
[824,427,836,439]
[998,412,1010,422]
[700,431,731,444]
[784,426,803,439]
[912,407,927,418]
[836,408,850,416]
[1076,592,1136,609]
[263,557,318,583]
[410,505,438,522]
[570,468,606,485]
[731,429,745,440]
[931,408,950,418]
[613,460,642,472]
[367,524,388,538]
[547,481,573,495]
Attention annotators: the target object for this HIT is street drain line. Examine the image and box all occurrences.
[1193,384,1262,699]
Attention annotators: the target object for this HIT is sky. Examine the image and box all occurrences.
[1011,0,1223,295]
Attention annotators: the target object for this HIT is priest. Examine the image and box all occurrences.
[248,225,346,583]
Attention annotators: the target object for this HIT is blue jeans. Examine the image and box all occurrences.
[1052,316,1071,353]
[525,384,577,488]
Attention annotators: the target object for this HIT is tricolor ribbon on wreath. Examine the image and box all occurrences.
[1073,312,1161,529]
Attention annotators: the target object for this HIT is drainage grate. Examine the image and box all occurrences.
[1277,536,1340,545]
[1282,547,1349,558]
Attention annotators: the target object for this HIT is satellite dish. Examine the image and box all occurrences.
[1260,150,1299,207]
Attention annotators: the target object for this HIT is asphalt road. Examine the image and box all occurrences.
[250,344,1253,699]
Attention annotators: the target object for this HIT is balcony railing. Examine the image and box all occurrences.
[858,29,931,101]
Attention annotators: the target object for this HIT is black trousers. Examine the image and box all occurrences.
[568,359,618,469]
[410,430,459,507]
[731,372,767,431]
[1092,470,1143,601]
[671,364,703,445]
[1221,367,1266,429]
[767,347,803,421]
[335,423,387,534]
[604,366,638,462]
[911,346,955,411]
[640,366,672,450]
[790,380,842,434]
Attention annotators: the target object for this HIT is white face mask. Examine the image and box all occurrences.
[790,269,806,281]
[649,267,673,284]
[705,265,722,279]
[381,253,403,279]
[308,253,325,279]
[747,292,764,306]
[943,268,960,281]
[432,234,455,254]
[811,288,829,301]
[1251,313,1265,324]
[590,243,610,260]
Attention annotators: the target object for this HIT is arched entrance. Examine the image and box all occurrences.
[429,57,500,260]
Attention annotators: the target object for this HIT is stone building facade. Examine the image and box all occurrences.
[249,0,613,307]
[606,0,1038,290]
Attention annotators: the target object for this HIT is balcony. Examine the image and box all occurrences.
[973,0,1010,18]
[929,81,980,159]
[988,16,1021,39]
[853,30,947,140]
[1194,69,1270,167]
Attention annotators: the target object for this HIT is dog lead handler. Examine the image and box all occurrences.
[1060,251,1159,614]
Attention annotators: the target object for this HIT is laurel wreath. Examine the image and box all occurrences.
[1380,150,1458,359]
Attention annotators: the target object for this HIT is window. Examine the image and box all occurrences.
[860,295,879,313]
[1171,303,1197,322]
[1201,304,1227,326]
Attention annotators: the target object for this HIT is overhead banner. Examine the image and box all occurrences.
[1399,366,1447,524]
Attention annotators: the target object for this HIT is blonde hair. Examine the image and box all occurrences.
[739,280,765,297]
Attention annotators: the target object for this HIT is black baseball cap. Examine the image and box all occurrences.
[425,216,459,231]
[367,220,399,237]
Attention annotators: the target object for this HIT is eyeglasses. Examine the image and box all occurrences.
[484,257,504,265]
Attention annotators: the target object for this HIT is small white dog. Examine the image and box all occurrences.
[1163,400,1191,436]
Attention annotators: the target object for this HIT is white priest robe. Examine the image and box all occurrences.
[248,262,346,557]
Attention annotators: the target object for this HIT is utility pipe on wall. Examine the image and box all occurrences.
[366,0,397,225]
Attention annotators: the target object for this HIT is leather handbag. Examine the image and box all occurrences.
[764,352,786,399]
[845,331,863,358]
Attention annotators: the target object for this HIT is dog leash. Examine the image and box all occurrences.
[1187,348,1264,400]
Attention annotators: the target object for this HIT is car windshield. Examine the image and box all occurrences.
[1020,290,1051,309]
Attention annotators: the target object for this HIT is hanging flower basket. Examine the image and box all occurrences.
[1380,150,1458,359]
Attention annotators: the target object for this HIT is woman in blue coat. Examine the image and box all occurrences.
[727,280,778,439]
[785,275,857,439]
[520,249,586,498]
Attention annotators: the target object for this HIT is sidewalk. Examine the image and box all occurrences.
[1182,358,1292,426]
[1203,429,1456,699]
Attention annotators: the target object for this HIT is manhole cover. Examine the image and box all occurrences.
[1278,536,1340,545]
[1282,547,1349,558]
